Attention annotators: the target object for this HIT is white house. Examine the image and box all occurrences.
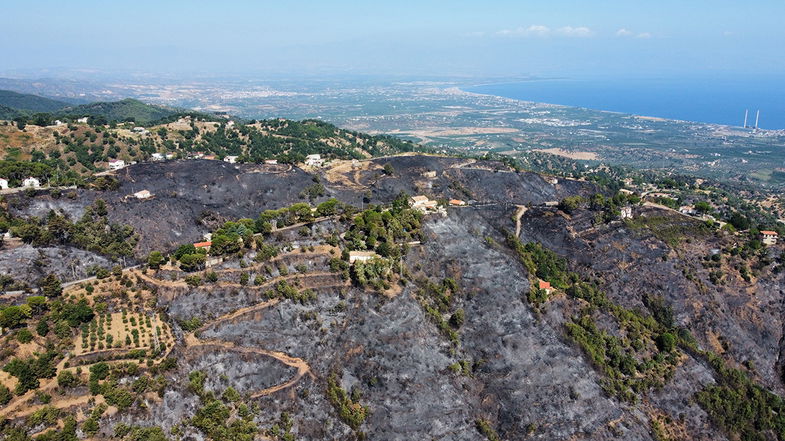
[547,177,559,185]
[76,117,89,124]
[679,205,696,215]
[132,127,149,135]
[23,177,41,188]
[620,206,633,219]
[151,153,164,161]
[224,155,239,164]
[133,190,152,199]
[264,159,278,165]
[761,231,779,246]
[53,120,63,126]
[165,153,175,160]
[349,251,379,264]
[410,195,438,212]
[305,154,324,167]
[0,178,8,190]
[108,159,126,170]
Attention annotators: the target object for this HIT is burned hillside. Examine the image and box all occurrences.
[0,153,784,441]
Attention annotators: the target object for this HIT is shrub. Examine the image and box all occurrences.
[16,328,34,343]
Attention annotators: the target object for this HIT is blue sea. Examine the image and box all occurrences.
[466,76,785,130]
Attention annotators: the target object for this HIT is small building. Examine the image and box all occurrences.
[224,155,239,164]
[76,117,89,124]
[194,241,212,251]
[410,195,438,212]
[132,127,149,135]
[761,231,779,246]
[151,153,164,161]
[538,279,553,294]
[423,170,437,179]
[133,190,152,199]
[23,177,41,188]
[679,205,696,216]
[449,199,466,206]
[305,154,324,167]
[544,201,559,207]
[264,159,278,165]
[54,120,63,126]
[226,120,235,128]
[165,153,175,160]
[546,177,559,185]
[349,251,379,264]
[203,155,217,160]
[0,178,8,190]
[108,159,126,170]
[620,206,633,220]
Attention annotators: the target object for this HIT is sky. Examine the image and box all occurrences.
[2,0,784,80]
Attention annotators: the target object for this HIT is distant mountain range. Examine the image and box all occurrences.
[0,89,184,124]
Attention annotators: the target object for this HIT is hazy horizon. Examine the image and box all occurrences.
[2,0,784,80]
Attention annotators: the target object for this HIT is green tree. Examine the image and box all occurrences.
[147,251,165,269]
[39,274,63,298]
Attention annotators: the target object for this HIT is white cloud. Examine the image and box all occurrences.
[496,25,593,38]
[616,28,653,39]
[556,26,593,38]
[497,25,551,37]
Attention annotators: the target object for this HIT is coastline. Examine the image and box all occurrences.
[454,82,774,131]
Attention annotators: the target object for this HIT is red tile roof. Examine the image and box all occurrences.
[538,280,551,290]
[761,231,778,236]
[193,241,212,248]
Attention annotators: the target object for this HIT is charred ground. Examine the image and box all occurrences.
[0,154,784,441]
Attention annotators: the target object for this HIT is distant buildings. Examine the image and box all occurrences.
[546,177,559,185]
[0,178,7,190]
[264,159,278,165]
[193,241,212,251]
[761,231,779,246]
[538,280,553,294]
[23,177,41,188]
[349,251,379,264]
[410,195,438,212]
[449,199,466,206]
[151,153,165,161]
[76,117,89,124]
[224,155,239,164]
[679,205,696,215]
[108,159,126,170]
[132,127,149,135]
[620,206,633,219]
[423,170,437,179]
[305,154,324,167]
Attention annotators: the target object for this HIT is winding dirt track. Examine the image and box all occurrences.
[185,295,318,398]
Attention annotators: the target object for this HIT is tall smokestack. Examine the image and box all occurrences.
[755,110,760,129]
[744,109,748,128]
